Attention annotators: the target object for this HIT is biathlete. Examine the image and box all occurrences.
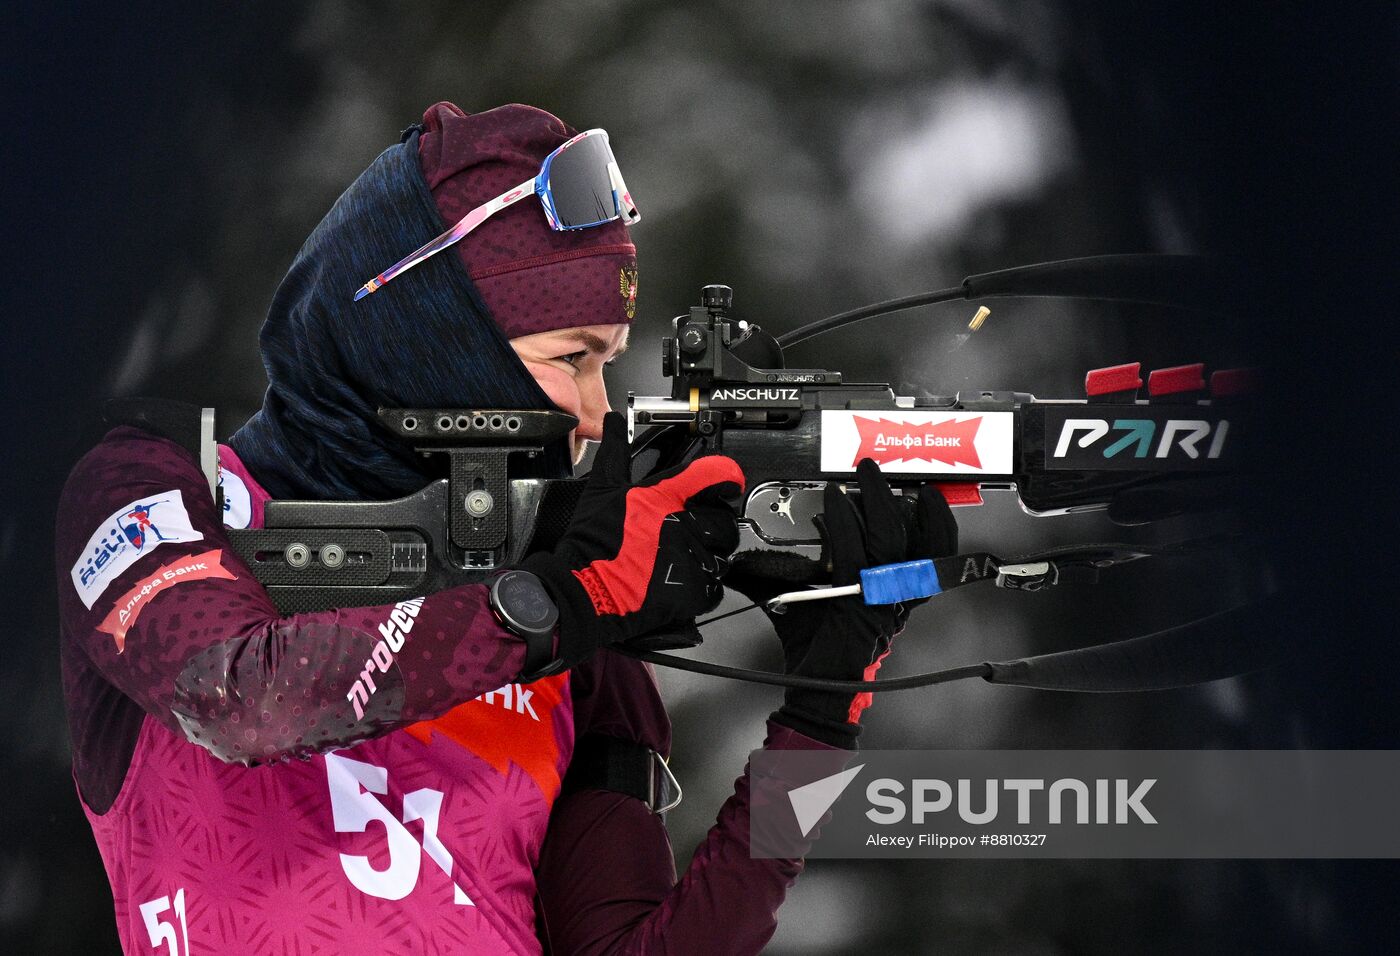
[56,101,957,954]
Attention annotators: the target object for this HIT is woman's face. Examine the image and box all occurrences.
[509,323,630,464]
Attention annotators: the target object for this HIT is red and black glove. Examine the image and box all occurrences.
[521,412,745,666]
[728,459,957,748]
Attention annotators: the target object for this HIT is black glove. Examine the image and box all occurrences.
[521,412,744,667]
[728,459,957,748]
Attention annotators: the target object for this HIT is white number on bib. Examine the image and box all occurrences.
[325,752,472,906]
[138,887,189,955]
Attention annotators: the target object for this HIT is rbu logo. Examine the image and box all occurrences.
[70,490,203,609]
[77,502,169,588]
[1053,418,1230,461]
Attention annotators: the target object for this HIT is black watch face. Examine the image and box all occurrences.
[496,571,557,632]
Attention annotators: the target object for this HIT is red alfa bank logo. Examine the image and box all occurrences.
[853,416,984,468]
[820,410,1013,475]
[97,549,237,652]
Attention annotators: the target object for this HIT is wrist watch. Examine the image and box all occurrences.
[489,569,564,681]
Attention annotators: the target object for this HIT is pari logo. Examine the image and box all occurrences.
[70,490,203,609]
[1053,418,1230,462]
[820,410,1014,475]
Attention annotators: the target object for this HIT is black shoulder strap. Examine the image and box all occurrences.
[561,734,680,814]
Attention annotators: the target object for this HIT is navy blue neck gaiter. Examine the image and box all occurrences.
[231,132,569,500]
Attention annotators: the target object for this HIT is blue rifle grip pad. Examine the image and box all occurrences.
[859,559,941,605]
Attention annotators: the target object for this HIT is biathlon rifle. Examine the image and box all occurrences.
[220,254,1274,694]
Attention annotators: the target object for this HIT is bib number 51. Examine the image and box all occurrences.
[325,752,472,905]
[138,888,189,955]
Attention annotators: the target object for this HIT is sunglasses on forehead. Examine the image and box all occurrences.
[355,128,640,301]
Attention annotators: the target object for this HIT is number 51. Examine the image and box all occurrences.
[138,887,189,956]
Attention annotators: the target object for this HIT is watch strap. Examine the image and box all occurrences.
[518,632,565,682]
[490,569,565,682]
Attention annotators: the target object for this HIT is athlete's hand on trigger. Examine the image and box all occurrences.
[727,459,958,748]
[520,412,744,665]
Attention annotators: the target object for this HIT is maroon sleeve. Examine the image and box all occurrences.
[537,651,851,955]
[565,649,672,758]
[55,428,527,766]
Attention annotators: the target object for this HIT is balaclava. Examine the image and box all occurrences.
[231,103,637,500]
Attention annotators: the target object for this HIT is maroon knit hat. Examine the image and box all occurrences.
[416,102,639,338]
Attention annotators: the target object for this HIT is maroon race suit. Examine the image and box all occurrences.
[57,425,845,954]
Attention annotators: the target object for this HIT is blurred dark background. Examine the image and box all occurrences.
[4,1,1395,952]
